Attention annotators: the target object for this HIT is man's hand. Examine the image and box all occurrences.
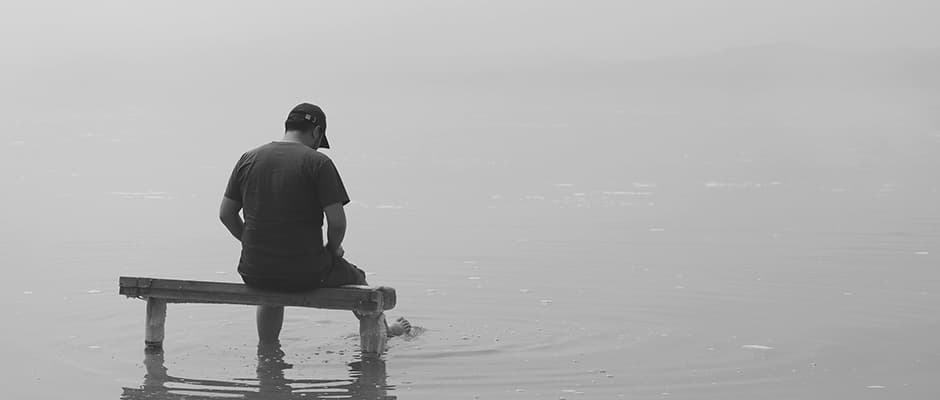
[332,244,345,258]
[325,242,344,257]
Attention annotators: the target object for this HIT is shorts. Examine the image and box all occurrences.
[241,254,368,292]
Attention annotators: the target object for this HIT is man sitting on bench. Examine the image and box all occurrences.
[219,103,411,344]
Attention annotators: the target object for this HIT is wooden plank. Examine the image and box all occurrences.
[119,276,396,312]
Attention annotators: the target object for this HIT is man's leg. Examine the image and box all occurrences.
[326,256,412,338]
[256,305,284,344]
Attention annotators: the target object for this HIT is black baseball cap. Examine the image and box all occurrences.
[286,103,329,149]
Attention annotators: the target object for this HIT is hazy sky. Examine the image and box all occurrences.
[2,0,938,243]
[2,0,938,200]
[4,0,938,122]
[3,0,939,63]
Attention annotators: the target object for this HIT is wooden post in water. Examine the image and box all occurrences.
[357,287,388,356]
[358,311,388,356]
[145,298,167,351]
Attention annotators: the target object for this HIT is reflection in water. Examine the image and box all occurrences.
[122,345,394,399]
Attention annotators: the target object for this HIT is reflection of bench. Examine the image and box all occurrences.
[121,346,393,400]
[118,276,397,355]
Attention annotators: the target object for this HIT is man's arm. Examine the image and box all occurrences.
[324,202,346,257]
[219,196,244,241]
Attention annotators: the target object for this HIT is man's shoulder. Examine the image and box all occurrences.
[244,142,336,168]
[299,147,334,166]
[238,142,272,159]
[308,148,333,161]
[245,141,284,155]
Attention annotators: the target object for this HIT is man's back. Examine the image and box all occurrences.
[224,141,349,282]
[216,103,416,344]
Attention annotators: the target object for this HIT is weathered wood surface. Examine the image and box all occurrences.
[144,298,167,351]
[357,312,388,354]
[119,276,396,312]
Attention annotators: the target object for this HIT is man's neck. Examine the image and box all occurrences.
[281,131,305,144]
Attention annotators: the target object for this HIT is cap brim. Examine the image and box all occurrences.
[319,134,330,149]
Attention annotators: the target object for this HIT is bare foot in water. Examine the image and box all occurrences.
[386,317,412,337]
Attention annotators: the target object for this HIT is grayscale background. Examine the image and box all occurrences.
[2,1,938,399]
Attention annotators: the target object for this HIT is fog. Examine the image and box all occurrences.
[2,0,939,238]
[2,3,940,398]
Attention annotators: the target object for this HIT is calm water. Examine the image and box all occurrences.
[2,74,939,398]
[2,166,938,399]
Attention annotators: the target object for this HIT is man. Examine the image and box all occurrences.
[220,103,410,344]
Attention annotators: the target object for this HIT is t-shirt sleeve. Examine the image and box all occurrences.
[315,158,350,207]
[223,154,245,203]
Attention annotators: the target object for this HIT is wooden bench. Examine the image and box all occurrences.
[118,276,397,355]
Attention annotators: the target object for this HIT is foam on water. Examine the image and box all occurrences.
[741,345,774,350]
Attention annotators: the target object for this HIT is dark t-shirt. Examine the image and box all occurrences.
[224,141,350,281]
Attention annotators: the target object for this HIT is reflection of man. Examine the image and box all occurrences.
[255,343,293,396]
[219,103,410,344]
[254,343,394,400]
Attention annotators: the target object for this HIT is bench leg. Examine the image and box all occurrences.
[357,311,387,356]
[145,298,167,352]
